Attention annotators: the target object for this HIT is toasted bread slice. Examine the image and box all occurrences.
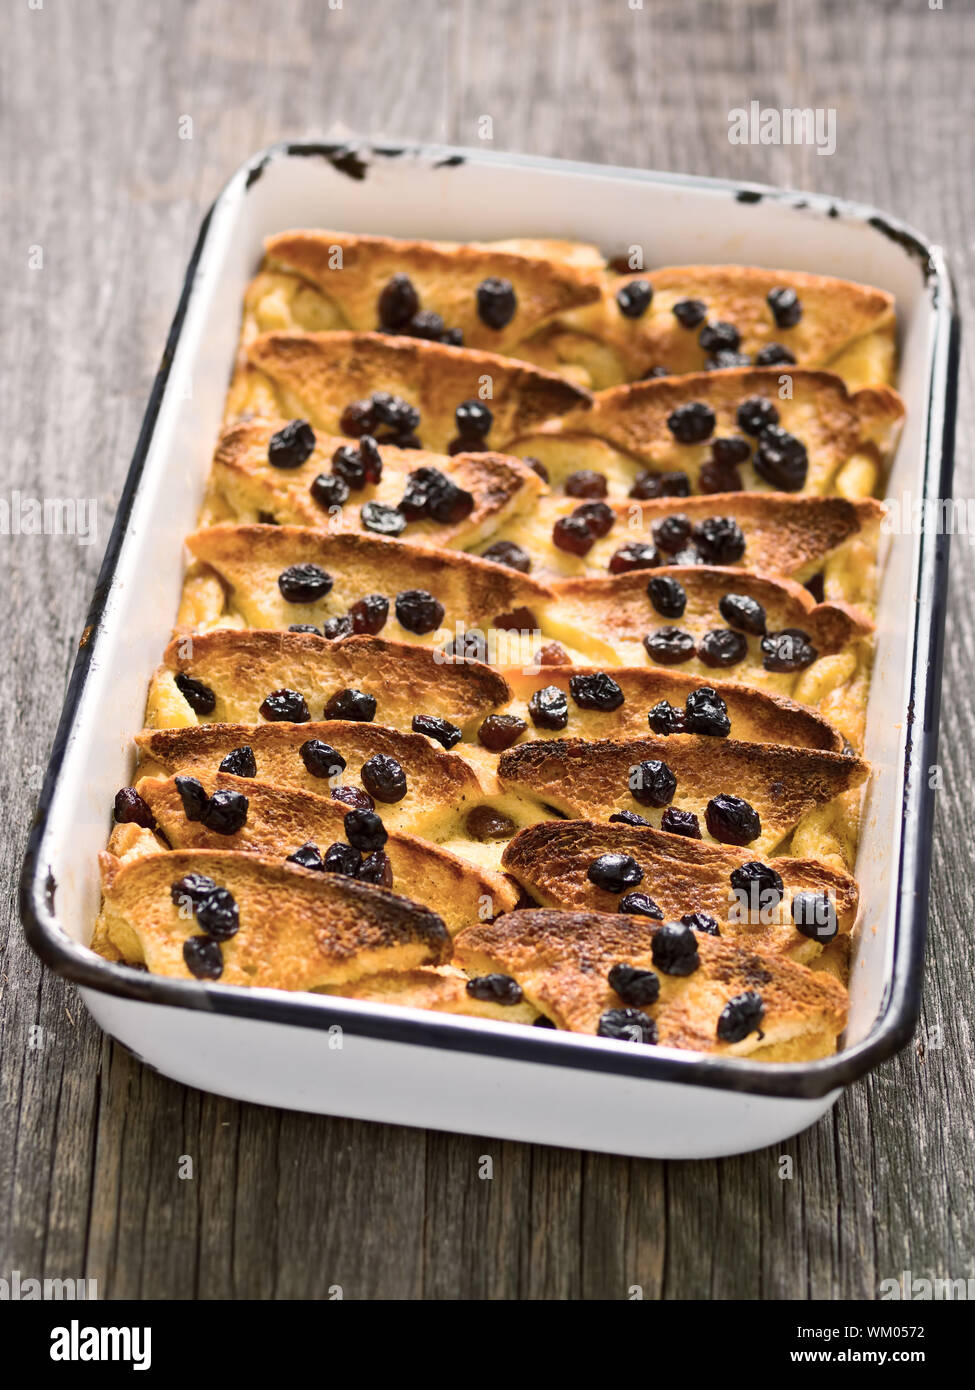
[497,735,868,866]
[516,267,896,390]
[323,964,539,1023]
[180,525,555,658]
[498,492,883,609]
[502,666,845,751]
[245,229,601,356]
[501,820,859,963]
[203,419,545,550]
[454,909,849,1058]
[225,331,590,452]
[119,773,518,933]
[509,368,903,501]
[146,632,510,735]
[96,849,451,988]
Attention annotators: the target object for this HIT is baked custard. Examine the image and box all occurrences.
[93,230,906,1063]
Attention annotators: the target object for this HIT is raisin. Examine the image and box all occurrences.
[331,786,374,812]
[199,788,249,835]
[455,399,493,436]
[268,419,316,469]
[597,1008,657,1044]
[672,298,706,328]
[755,342,796,366]
[361,501,406,536]
[618,891,663,918]
[476,277,517,328]
[643,626,695,664]
[647,699,685,735]
[761,629,817,672]
[170,873,218,909]
[412,713,462,749]
[684,686,731,737]
[572,501,614,540]
[407,309,446,340]
[278,563,333,603]
[653,514,692,553]
[731,861,784,915]
[616,279,653,318]
[667,401,716,444]
[610,810,651,827]
[323,688,376,721]
[536,641,570,665]
[482,540,532,573]
[692,516,745,563]
[706,350,752,370]
[737,396,779,436]
[339,399,375,436]
[523,456,549,483]
[441,631,489,663]
[569,672,624,712]
[323,615,354,640]
[681,911,720,936]
[465,806,517,841]
[719,593,766,634]
[323,842,362,877]
[698,628,748,668]
[651,920,700,976]
[588,852,643,893]
[705,793,761,845]
[360,753,407,803]
[608,962,660,1005]
[371,391,420,434]
[699,321,741,353]
[395,589,444,635]
[347,594,389,635]
[377,273,420,329]
[466,974,524,1005]
[698,460,743,494]
[631,469,691,500]
[358,850,394,886]
[646,576,687,618]
[174,673,216,715]
[528,685,569,730]
[175,775,208,821]
[309,474,348,513]
[344,808,388,852]
[791,890,838,941]
[331,445,367,490]
[260,688,310,722]
[661,807,701,838]
[300,739,346,778]
[712,435,751,467]
[287,842,325,871]
[753,427,808,491]
[629,758,677,808]
[564,469,608,499]
[183,936,223,980]
[717,990,765,1042]
[289,624,321,636]
[478,714,527,750]
[113,788,155,828]
[552,514,596,556]
[767,287,802,328]
[195,890,240,940]
[609,542,659,573]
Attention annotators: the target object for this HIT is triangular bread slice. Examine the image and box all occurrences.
[502,666,844,751]
[501,820,858,963]
[180,526,555,653]
[146,632,510,735]
[517,267,896,390]
[245,229,601,355]
[454,909,849,1058]
[509,368,903,500]
[118,773,518,933]
[499,492,883,609]
[203,419,545,549]
[95,849,450,989]
[497,735,868,865]
[225,331,590,452]
[323,964,539,1024]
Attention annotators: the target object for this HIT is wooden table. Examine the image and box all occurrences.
[2,0,972,1299]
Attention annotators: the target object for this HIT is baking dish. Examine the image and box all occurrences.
[19,141,959,1158]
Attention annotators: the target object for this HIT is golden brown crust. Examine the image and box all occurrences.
[258,229,601,352]
[148,631,511,734]
[328,964,539,1023]
[497,735,868,861]
[500,820,859,961]
[227,331,590,452]
[454,909,849,1056]
[96,849,451,988]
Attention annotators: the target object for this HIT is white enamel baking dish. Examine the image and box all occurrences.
[20,141,959,1159]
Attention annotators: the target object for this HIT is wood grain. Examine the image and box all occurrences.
[1,0,973,1300]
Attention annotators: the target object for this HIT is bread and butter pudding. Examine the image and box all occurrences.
[93,230,905,1062]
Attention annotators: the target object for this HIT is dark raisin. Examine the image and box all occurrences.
[609,962,661,1005]
[170,873,218,909]
[523,456,549,482]
[406,309,445,341]
[260,688,310,722]
[698,460,743,494]
[344,594,387,636]
[754,426,808,491]
[412,714,462,749]
[672,298,706,328]
[448,433,487,456]
[692,516,746,563]
[731,861,784,915]
[323,842,362,877]
[360,753,407,803]
[629,471,664,500]
[441,630,489,664]
[190,886,239,939]
[360,501,406,536]
[667,401,716,444]
[717,990,765,1043]
[564,469,608,499]
[661,807,701,838]
[344,808,388,853]
[569,672,624,712]
[646,575,687,618]
[215,746,256,779]
[608,542,659,574]
[455,399,493,436]
[681,911,720,936]
[289,624,321,636]
[705,793,761,845]
[300,740,346,778]
[429,477,475,523]
[482,540,532,573]
[356,435,383,484]
[257,511,278,525]
[199,787,248,835]
[643,626,695,664]
[805,573,826,603]
[278,563,333,603]
[183,936,223,980]
[647,699,685,735]
[377,273,420,329]
[571,500,614,538]
[528,685,569,730]
[755,342,796,366]
[287,842,325,871]
[610,810,652,827]
[113,787,155,828]
[719,593,766,634]
[587,853,643,893]
[737,396,779,437]
[535,641,570,665]
[322,615,354,640]
[791,890,838,941]
[761,629,817,672]
[653,514,692,553]
[476,277,517,329]
[767,286,802,328]
[268,419,316,469]
[533,1015,556,1028]
[310,474,350,510]
[331,785,374,812]
[477,714,527,750]
[358,850,394,886]
[174,673,216,715]
[684,686,730,737]
[175,775,208,821]
[597,1008,657,1043]
[440,327,464,347]
[552,514,596,556]
[465,806,517,841]
[629,758,677,808]
[331,445,367,490]
[651,920,700,976]
[371,391,421,434]
[618,891,663,918]
[698,628,748,668]
[713,436,752,468]
[616,279,653,318]
[339,399,375,437]
[323,688,377,721]
[699,321,740,354]
[466,973,524,1005]
[395,589,444,635]
[706,350,752,370]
